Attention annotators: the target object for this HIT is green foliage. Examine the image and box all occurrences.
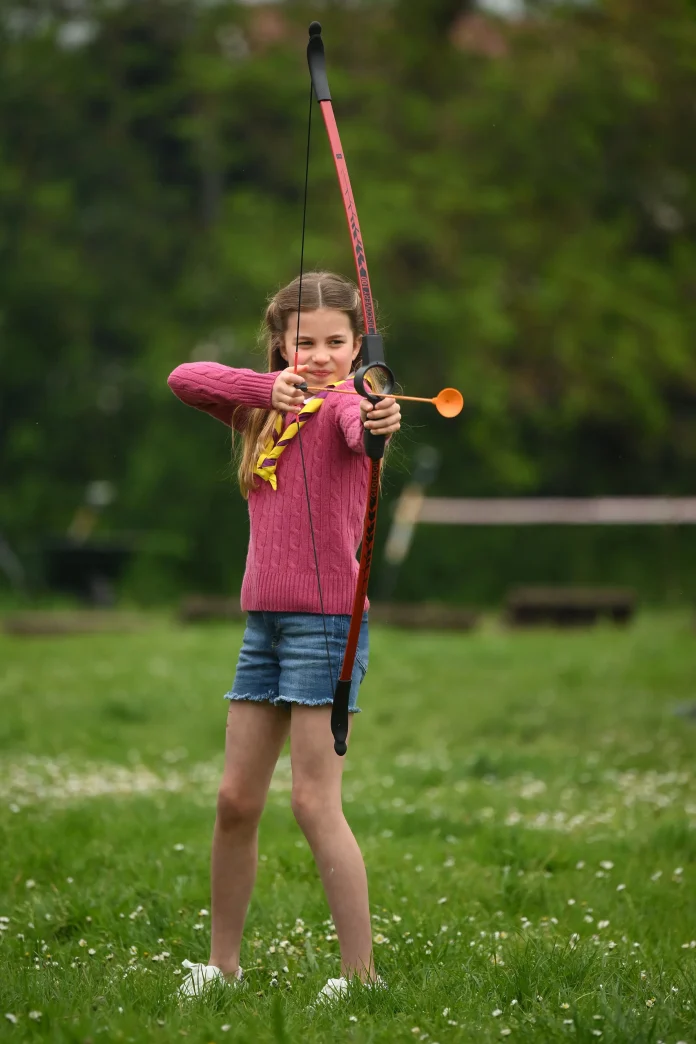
[0,0,695,598]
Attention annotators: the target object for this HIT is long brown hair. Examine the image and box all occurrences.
[234,271,372,498]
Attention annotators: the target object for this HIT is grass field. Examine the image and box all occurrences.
[1,612,695,1043]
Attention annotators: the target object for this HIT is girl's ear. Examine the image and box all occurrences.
[352,334,362,362]
[277,334,290,365]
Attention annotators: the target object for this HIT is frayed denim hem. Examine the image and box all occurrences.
[224,689,276,704]
[223,692,361,713]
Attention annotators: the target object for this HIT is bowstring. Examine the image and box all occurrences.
[293,79,335,698]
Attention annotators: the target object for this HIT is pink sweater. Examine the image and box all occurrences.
[167,362,370,614]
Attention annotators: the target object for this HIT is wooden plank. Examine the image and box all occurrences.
[2,612,152,636]
[417,497,696,525]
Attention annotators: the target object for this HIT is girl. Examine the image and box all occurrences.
[167,271,400,1004]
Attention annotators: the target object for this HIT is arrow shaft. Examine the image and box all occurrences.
[304,385,434,406]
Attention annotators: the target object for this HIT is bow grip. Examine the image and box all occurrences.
[331,679,351,756]
[353,361,395,462]
[362,429,385,461]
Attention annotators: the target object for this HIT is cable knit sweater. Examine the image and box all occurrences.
[167,362,370,614]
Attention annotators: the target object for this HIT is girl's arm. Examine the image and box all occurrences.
[332,392,401,453]
[167,362,277,428]
[332,394,366,454]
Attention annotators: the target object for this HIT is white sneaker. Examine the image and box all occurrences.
[314,976,350,1005]
[178,959,243,998]
[313,974,386,1007]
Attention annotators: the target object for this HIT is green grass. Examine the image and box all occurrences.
[1,612,696,1043]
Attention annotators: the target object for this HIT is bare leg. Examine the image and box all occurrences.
[289,706,374,981]
[209,701,290,976]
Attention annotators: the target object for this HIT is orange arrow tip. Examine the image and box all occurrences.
[434,388,464,418]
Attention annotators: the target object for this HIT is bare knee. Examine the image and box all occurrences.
[216,782,265,833]
[291,785,338,836]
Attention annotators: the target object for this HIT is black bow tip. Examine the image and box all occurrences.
[309,21,322,37]
[334,738,347,757]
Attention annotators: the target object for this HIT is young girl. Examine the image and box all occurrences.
[167,271,400,1004]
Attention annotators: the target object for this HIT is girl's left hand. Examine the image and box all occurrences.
[360,396,401,436]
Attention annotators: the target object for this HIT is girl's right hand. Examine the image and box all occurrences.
[272,366,309,414]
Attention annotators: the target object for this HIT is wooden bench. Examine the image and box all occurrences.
[178,595,243,624]
[506,587,637,627]
[363,603,477,631]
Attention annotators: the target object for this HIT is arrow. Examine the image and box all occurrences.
[299,384,464,418]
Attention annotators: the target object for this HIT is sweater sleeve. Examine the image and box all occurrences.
[331,388,395,457]
[331,393,367,455]
[167,362,277,428]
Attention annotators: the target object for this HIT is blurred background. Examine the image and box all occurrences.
[1,0,695,614]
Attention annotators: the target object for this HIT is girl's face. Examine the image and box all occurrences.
[281,308,361,389]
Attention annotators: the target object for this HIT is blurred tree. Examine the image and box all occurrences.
[0,0,694,600]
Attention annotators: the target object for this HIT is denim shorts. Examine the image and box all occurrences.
[225,611,369,712]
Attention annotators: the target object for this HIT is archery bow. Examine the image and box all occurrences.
[301,20,396,757]
[298,22,462,755]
